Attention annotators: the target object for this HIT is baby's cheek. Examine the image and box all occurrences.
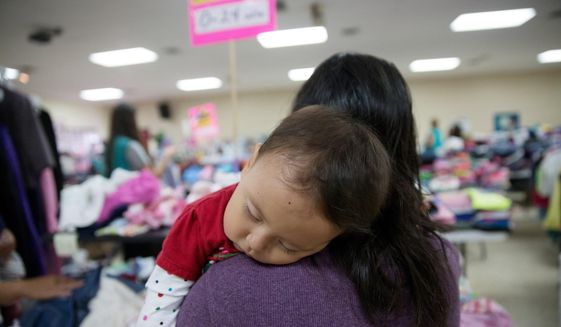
[223,217,236,240]
[266,251,307,265]
[225,216,246,241]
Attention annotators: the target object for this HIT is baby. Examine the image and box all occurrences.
[137,105,391,326]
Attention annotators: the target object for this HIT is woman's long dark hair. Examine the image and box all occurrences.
[106,103,140,174]
[292,53,451,326]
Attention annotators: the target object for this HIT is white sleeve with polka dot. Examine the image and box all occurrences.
[136,265,194,327]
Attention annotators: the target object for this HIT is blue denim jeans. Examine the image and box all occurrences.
[21,267,101,327]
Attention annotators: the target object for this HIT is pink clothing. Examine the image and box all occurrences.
[98,169,160,223]
[124,195,187,228]
[460,298,512,327]
[429,198,456,225]
[438,191,473,214]
[38,169,62,274]
[39,168,58,233]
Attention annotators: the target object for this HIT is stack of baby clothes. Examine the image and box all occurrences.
[466,188,512,231]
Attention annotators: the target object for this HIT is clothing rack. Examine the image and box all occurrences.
[0,86,63,278]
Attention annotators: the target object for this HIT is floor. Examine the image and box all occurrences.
[466,207,559,327]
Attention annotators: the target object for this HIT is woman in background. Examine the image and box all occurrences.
[105,104,174,177]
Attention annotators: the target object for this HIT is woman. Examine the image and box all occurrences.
[177,53,461,326]
[105,104,174,177]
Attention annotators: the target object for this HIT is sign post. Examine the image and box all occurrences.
[188,0,276,158]
[228,41,239,147]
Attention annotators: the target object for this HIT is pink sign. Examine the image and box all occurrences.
[188,103,220,144]
[189,0,276,46]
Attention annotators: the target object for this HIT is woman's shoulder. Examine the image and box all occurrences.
[429,234,461,272]
[426,232,462,320]
[180,252,374,326]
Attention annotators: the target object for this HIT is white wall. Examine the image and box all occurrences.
[42,99,110,138]
[131,69,561,146]
[134,102,185,143]
[410,69,561,143]
[134,89,294,144]
[42,69,561,147]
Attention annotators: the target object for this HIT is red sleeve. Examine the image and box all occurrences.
[156,205,208,281]
[156,184,238,281]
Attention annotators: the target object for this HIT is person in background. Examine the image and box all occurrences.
[0,275,83,306]
[0,216,15,265]
[421,118,444,163]
[0,214,83,323]
[178,52,461,327]
[430,118,443,151]
[105,104,175,177]
[443,123,465,153]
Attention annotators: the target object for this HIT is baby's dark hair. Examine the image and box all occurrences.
[257,105,391,232]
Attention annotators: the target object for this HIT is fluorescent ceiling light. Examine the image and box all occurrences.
[537,49,561,64]
[176,77,222,91]
[450,8,536,32]
[288,67,315,81]
[80,88,123,101]
[409,57,461,72]
[89,47,158,67]
[257,26,328,48]
[4,67,19,80]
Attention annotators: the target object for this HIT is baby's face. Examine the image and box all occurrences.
[224,153,341,265]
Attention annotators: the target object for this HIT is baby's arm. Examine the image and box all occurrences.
[137,265,194,327]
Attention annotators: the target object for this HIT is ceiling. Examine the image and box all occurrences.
[0,0,560,104]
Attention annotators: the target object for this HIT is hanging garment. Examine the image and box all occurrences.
[40,168,58,233]
[536,148,561,198]
[543,169,561,232]
[0,125,47,276]
[0,89,58,277]
[38,109,64,199]
[0,87,54,190]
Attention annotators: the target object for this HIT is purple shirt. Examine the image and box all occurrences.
[177,238,461,326]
